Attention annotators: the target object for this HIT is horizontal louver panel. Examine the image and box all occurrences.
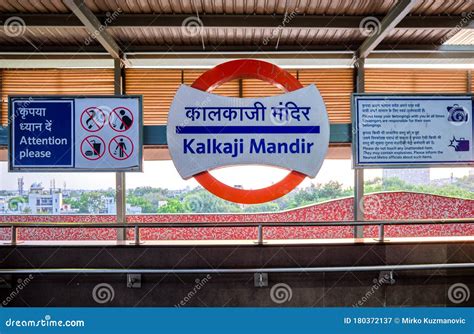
[241,70,298,98]
[2,68,470,127]
[183,69,240,97]
[125,69,181,125]
[471,70,473,93]
[1,69,114,125]
[298,69,353,124]
[365,69,468,93]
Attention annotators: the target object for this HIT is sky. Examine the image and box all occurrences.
[0,160,472,191]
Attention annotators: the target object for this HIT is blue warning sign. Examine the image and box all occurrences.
[9,96,142,172]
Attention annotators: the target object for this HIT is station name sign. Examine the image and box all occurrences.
[9,96,142,172]
[167,84,329,179]
[353,94,473,168]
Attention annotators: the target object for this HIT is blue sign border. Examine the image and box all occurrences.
[8,95,143,173]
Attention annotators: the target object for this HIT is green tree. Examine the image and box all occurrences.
[157,199,186,213]
[127,195,154,213]
[77,192,105,213]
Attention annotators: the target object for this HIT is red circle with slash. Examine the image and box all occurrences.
[108,135,134,160]
[109,107,134,132]
[80,107,105,132]
[80,135,105,160]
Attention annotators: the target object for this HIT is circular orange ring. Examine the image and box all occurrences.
[191,59,306,204]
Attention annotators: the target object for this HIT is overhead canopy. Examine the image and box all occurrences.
[0,0,472,55]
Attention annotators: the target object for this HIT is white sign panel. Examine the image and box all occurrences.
[167,85,329,179]
[74,97,141,170]
[353,94,473,168]
[9,96,142,172]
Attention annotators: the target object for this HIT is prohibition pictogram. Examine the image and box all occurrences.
[80,107,105,132]
[80,135,106,161]
[109,107,134,132]
[109,135,134,160]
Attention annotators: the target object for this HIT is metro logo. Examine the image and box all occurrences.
[167,59,329,204]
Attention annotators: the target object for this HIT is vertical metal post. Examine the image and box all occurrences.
[114,58,127,241]
[257,225,263,245]
[11,226,17,245]
[378,224,385,242]
[354,57,365,238]
[134,225,140,245]
[467,70,472,93]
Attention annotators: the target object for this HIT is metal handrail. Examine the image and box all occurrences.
[0,263,473,275]
[1,219,473,245]
[0,218,472,228]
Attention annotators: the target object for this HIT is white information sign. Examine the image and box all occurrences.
[353,94,473,168]
[167,85,329,179]
[74,97,141,170]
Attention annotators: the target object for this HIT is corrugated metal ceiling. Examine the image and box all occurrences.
[0,0,472,50]
[0,0,472,15]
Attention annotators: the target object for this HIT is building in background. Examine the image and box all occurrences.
[0,196,6,213]
[28,183,62,215]
[104,196,142,214]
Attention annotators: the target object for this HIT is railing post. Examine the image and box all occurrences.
[378,223,385,242]
[257,225,263,245]
[134,225,140,245]
[11,226,17,245]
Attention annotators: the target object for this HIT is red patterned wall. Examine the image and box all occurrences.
[0,192,472,241]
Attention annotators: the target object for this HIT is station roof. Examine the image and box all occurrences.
[0,0,472,56]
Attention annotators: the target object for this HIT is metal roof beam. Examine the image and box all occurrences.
[0,44,473,55]
[357,0,418,59]
[0,13,467,29]
[63,0,122,60]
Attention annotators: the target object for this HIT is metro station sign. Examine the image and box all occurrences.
[167,59,330,204]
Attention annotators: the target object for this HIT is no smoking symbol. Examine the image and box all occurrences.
[109,135,134,160]
[81,107,105,132]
